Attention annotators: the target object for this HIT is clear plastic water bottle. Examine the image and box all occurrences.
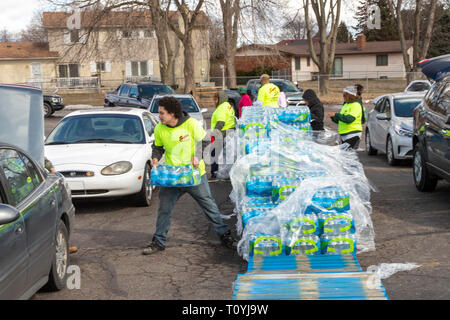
[151,166,160,185]
[159,166,169,185]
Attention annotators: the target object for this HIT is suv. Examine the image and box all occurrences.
[104,82,174,109]
[43,94,65,118]
[246,78,304,106]
[412,54,450,191]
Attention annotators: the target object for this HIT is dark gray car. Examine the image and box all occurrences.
[0,144,75,300]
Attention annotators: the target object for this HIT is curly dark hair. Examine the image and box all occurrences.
[157,96,183,119]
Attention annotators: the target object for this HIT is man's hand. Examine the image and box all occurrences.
[191,157,200,169]
[327,112,336,118]
[151,158,159,167]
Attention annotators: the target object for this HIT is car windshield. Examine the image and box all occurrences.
[272,81,300,93]
[407,82,431,92]
[138,85,174,99]
[45,114,145,145]
[150,97,200,113]
[394,98,423,117]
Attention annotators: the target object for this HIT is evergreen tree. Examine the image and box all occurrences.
[428,13,450,58]
[337,21,352,42]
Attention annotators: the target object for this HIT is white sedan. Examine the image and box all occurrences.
[45,108,158,206]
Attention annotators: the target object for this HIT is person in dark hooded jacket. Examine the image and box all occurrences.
[302,89,324,131]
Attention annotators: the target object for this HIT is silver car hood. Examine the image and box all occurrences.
[394,117,413,131]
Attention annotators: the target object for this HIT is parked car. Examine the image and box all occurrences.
[366,93,425,165]
[43,93,65,118]
[45,108,158,206]
[404,80,432,93]
[149,94,208,129]
[0,142,75,299]
[223,89,242,116]
[412,54,450,191]
[246,78,305,106]
[104,82,174,109]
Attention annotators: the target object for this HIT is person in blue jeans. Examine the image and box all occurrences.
[143,96,236,255]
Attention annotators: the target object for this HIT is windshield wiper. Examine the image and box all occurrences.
[73,138,133,144]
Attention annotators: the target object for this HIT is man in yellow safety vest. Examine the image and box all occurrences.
[257,74,280,108]
[142,96,236,255]
[210,91,236,178]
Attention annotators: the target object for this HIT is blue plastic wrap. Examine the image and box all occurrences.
[151,164,201,187]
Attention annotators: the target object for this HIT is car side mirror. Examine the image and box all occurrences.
[0,204,20,225]
[201,108,208,114]
[376,113,390,121]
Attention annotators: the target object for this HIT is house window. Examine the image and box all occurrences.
[143,29,155,38]
[307,57,311,67]
[131,61,148,76]
[70,29,79,43]
[295,57,301,70]
[58,64,80,78]
[376,55,388,66]
[332,57,343,76]
[96,62,106,72]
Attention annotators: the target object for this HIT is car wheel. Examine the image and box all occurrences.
[386,136,399,166]
[413,146,438,192]
[42,220,69,291]
[135,163,152,207]
[365,129,377,155]
[44,103,53,118]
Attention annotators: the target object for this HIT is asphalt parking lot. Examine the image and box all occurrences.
[34,106,449,300]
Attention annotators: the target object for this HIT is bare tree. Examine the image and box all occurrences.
[219,0,240,88]
[19,12,48,43]
[279,10,315,40]
[304,0,342,94]
[166,0,206,93]
[0,29,13,42]
[387,0,438,83]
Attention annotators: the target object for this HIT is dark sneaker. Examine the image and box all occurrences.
[142,240,165,255]
[220,231,237,249]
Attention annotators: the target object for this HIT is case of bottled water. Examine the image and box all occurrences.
[282,214,320,237]
[307,186,350,213]
[151,164,201,187]
[241,206,276,229]
[320,233,357,255]
[246,176,276,197]
[285,235,321,256]
[318,212,355,235]
[249,234,283,257]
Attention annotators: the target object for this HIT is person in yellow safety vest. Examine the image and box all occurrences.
[257,74,280,108]
[328,85,363,149]
[142,96,237,255]
[210,91,236,178]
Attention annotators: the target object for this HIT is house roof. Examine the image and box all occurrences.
[0,42,59,60]
[42,10,211,28]
[278,40,414,56]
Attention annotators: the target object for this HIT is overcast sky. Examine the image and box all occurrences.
[0,0,359,36]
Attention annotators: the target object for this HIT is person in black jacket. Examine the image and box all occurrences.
[302,89,324,131]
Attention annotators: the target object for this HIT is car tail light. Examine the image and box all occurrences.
[418,59,429,65]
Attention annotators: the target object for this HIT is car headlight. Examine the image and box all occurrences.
[51,97,59,103]
[101,161,133,175]
[394,124,413,137]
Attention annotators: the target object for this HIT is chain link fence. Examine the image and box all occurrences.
[17,70,429,107]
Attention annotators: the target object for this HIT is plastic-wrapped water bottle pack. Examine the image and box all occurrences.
[151,164,201,187]
[229,103,376,261]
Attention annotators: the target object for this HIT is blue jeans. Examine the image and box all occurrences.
[152,174,230,246]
